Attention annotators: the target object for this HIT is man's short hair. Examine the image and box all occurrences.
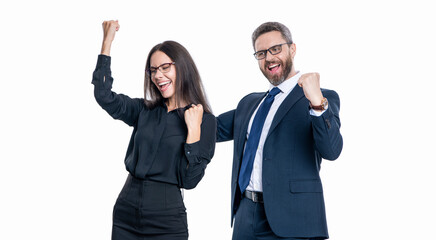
[252,22,293,50]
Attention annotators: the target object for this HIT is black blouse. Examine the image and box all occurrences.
[92,55,216,189]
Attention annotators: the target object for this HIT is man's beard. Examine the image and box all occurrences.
[261,56,293,86]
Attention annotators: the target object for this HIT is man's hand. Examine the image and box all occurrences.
[101,20,120,56]
[298,72,324,106]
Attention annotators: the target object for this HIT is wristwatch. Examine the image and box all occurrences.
[309,97,328,111]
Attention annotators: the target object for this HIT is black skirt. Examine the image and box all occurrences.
[112,174,188,240]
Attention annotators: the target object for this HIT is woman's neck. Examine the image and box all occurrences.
[166,97,186,112]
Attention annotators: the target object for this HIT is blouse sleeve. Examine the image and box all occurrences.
[92,55,143,127]
[179,113,217,189]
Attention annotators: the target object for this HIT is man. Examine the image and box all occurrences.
[216,22,343,240]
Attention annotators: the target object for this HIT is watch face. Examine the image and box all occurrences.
[323,98,328,108]
[311,98,327,111]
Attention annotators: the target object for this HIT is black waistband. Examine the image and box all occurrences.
[117,174,184,210]
[244,190,263,203]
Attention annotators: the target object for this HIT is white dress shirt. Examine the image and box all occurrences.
[245,71,326,192]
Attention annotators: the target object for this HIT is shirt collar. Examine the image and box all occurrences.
[268,71,301,94]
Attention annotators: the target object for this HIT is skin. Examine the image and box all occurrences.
[149,51,178,106]
[100,20,203,143]
[254,31,324,109]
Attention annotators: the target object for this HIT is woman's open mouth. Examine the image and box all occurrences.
[158,80,172,92]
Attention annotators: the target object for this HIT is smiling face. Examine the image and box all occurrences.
[254,31,296,86]
[150,51,177,101]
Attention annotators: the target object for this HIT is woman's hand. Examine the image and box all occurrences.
[184,104,203,144]
[100,20,120,56]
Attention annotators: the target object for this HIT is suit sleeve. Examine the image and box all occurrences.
[180,113,216,189]
[92,55,143,127]
[216,110,236,142]
[311,90,343,160]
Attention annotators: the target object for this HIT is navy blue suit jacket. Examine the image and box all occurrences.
[216,85,343,238]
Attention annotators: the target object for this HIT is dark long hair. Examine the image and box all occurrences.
[144,41,212,114]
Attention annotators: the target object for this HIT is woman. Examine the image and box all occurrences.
[92,20,216,240]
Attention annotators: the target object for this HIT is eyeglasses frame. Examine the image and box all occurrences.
[146,62,176,76]
[253,42,293,60]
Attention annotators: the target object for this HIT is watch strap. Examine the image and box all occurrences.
[309,97,328,111]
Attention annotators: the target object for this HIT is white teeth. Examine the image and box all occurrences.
[158,81,171,86]
[269,64,279,69]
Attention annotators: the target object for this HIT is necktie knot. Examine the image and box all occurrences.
[268,87,281,98]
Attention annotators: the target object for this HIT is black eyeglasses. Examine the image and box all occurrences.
[146,62,175,75]
[253,42,292,60]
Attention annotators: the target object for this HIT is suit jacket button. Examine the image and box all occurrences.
[325,119,331,129]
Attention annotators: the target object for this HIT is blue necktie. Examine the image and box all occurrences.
[238,87,281,193]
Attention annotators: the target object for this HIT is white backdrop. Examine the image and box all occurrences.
[1,0,435,239]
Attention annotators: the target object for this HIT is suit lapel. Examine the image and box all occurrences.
[267,85,305,138]
[236,92,267,161]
